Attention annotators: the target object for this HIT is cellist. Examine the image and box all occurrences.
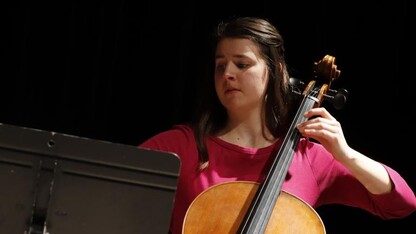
[139,17,416,234]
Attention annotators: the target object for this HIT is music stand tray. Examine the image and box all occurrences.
[0,123,180,234]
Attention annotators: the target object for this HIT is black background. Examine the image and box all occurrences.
[1,0,415,233]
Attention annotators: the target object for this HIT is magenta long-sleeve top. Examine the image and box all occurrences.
[139,125,416,234]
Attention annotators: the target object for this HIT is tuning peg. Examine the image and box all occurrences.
[324,88,348,110]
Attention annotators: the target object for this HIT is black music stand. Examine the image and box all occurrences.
[0,123,180,234]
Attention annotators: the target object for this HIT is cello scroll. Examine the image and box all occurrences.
[291,55,347,110]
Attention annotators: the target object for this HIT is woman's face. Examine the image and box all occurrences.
[214,38,269,114]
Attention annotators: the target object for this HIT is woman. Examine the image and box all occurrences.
[139,17,416,233]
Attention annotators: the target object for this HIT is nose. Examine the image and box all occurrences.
[222,63,237,80]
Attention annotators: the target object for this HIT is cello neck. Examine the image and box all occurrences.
[238,83,319,233]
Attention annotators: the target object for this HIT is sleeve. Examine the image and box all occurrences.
[366,165,416,219]
[139,124,195,158]
[308,141,416,219]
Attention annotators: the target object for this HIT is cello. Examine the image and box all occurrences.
[183,55,346,233]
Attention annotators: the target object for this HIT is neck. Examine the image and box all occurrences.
[217,120,276,148]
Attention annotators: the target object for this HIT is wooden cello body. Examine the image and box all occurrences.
[183,181,325,233]
[183,55,343,233]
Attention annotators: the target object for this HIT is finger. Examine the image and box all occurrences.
[304,107,334,120]
[298,116,335,128]
[297,119,340,138]
[298,123,339,143]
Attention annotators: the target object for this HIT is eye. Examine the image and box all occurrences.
[215,63,226,73]
[237,63,249,69]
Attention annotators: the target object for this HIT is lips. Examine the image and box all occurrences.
[225,87,240,94]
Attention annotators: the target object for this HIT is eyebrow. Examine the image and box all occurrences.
[215,54,249,60]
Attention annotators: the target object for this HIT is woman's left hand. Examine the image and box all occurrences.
[296,107,349,161]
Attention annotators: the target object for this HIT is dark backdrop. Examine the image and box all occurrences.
[1,0,415,233]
